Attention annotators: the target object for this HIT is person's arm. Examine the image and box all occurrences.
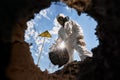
[55,28,63,45]
[49,29,63,51]
[72,20,84,36]
[49,36,62,51]
[64,21,73,36]
[55,36,62,44]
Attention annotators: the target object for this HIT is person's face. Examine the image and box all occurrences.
[57,16,64,26]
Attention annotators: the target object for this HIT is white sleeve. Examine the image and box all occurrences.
[64,21,73,35]
[55,27,65,44]
[72,20,84,36]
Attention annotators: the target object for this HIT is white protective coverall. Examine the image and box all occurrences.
[56,15,92,63]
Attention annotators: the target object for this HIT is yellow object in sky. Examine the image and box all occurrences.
[37,30,51,66]
[38,30,52,38]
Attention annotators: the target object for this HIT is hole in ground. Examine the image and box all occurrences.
[24,2,98,73]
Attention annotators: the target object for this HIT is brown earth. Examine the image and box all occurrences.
[0,0,120,80]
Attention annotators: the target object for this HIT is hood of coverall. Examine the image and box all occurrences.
[57,13,70,26]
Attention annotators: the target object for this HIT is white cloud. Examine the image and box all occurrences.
[24,33,30,41]
[53,18,60,26]
[49,26,60,35]
[25,19,37,40]
[35,53,39,57]
[49,18,61,35]
[34,44,43,57]
[45,38,51,43]
[36,14,41,19]
[25,20,35,41]
[30,29,35,35]
[40,9,50,20]
[30,45,33,49]
[26,20,35,29]
[34,31,39,39]
[65,6,71,11]
[35,37,43,45]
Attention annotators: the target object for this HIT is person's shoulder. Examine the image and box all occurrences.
[68,20,78,26]
[58,27,64,31]
[65,20,73,24]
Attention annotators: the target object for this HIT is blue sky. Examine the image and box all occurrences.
[24,2,98,73]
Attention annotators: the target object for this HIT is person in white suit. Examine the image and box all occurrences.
[55,13,92,63]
